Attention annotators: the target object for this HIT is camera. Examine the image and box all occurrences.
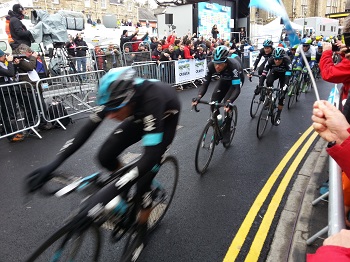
[12,54,27,59]
[343,32,350,47]
[331,44,340,52]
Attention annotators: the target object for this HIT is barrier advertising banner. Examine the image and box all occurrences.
[175,59,207,84]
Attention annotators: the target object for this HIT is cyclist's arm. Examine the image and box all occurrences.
[259,58,272,86]
[253,49,263,70]
[197,63,214,99]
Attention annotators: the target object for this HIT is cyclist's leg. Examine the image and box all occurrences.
[275,74,288,126]
[137,112,180,227]
[98,118,143,171]
[222,82,240,142]
[210,79,228,112]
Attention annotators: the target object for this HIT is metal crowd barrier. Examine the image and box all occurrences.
[157,60,176,84]
[122,41,152,66]
[36,70,104,129]
[131,61,158,80]
[90,43,124,71]
[0,81,42,140]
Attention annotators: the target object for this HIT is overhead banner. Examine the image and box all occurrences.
[175,59,207,84]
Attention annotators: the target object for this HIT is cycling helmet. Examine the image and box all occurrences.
[317,42,323,47]
[263,39,273,47]
[301,38,312,46]
[315,36,322,41]
[272,47,285,59]
[291,44,299,50]
[97,67,137,111]
[213,46,229,63]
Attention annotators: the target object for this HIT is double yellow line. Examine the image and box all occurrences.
[224,126,318,261]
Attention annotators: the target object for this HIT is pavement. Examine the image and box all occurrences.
[267,137,330,261]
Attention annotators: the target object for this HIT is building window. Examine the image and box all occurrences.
[127,2,132,11]
[101,0,106,8]
[52,0,59,4]
[110,0,124,4]
[85,0,91,7]
[327,0,340,13]
[267,11,276,19]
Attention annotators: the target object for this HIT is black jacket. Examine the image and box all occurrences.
[120,33,137,51]
[8,10,32,49]
[74,38,88,57]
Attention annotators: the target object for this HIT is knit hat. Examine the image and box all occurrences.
[0,50,5,57]
[13,4,24,14]
[123,30,128,35]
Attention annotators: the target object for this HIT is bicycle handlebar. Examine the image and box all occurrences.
[243,68,259,82]
[192,99,226,112]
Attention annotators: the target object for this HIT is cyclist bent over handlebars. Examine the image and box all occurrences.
[26,67,181,241]
[192,46,243,144]
[258,47,292,126]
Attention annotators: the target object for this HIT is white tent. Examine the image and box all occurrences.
[261,17,303,38]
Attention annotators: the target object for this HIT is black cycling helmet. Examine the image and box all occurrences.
[263,39,273,47]
[272,47,285,59]
[97,67,137,111]
[213,46,229,64]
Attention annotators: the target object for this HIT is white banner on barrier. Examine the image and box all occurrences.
[175,59,207,84]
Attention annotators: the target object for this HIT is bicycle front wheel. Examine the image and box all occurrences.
[195,121,216,174]
[26,222,102,262]
[257,100,270,139]
[287,80,297,109]
[121,156,179,262]
[249,93,262,118]
[223,105,238,148]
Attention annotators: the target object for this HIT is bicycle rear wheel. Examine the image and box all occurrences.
[26,222,101,262]
[195,121,216,174]
[121,156,179,262]
[249,93,262,118]
[223,105,238,148]
[256,99,270,139]
[287,80,297,109]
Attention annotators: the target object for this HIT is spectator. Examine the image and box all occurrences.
[145,20,150,28]
[173,39,181,51]
[134,43,151,62]
[174,44,185,60]
[14,44,52,131]
[0,50,24,142]
[136,21,142,27]
[8,4,33,50]
[65,35,77,58]
[131,32,149,52]
[123,46,135,66]
[150,36,159,51]
[183,40,195,59]
[151,43,162,62]
[211,24,219,40]
[195,46,206,60]
[104,43,121,70]
[74,33,88,79]
[94,46,105,70]
[239,27,246,41]
[320,41,350,122]
[120,28,139,51]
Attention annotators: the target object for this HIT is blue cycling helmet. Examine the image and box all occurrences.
[272,47,285,59]
[301,38,312,46]
[263,39,273,47]
[317,42,323,47]
[97,67,137,111]
[213,46,229,63]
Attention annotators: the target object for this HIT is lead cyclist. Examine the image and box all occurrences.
[192,45,243,144]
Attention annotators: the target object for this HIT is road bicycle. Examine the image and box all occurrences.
[287,69,303,109]
[244,69,264,118]
[26,155,179,262]
[256,86,281,139]
[193,100,237,174]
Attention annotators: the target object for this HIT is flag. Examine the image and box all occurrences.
[249,0,300,46]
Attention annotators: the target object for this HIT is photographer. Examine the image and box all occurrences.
[0,50,24,142]
[320,14,350,122]
[104,43,121,71]
[14,44,51,130]
[74,33,88,80]
[8,4,33,50]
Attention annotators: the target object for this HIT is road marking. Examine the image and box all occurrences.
[223,126,315,261]
[245,131,318,260]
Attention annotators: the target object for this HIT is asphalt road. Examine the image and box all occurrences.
[0,76,333,262]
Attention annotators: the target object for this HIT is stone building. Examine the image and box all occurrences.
[30,0,143,25]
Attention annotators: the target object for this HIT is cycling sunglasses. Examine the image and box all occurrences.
[274,58,282,61]
[302,44,310,48]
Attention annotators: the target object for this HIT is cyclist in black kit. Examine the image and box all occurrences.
[258,47,292,126]
[26,67,181,239]
[192,45,243,144]
[252,39,274,95]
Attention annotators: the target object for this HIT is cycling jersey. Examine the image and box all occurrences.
[294,44,317,60]
[253,47,274,75]
[259,56,292,107]
[52,80,181,209]
[198,56,243,104]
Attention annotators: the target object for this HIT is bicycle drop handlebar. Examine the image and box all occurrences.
[191,99,226,113]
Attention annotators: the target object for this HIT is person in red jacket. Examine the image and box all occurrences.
[320,41,350,113]
[183,39,195,59]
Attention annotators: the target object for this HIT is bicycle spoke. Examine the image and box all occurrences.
[256,100,269,139]
[223,105,238,148]
[250,93,262,118]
